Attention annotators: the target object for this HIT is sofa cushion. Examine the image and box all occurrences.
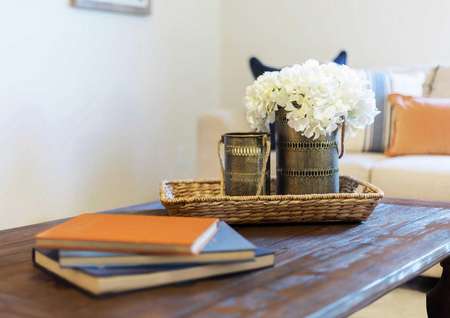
[386,94,450,156]
[270,152,450,201]
[371,155,450,201]
[346,69,427,154]
[428,65,450,98]
[339,153,386,182]
[390,71,426,96]
[249,50,347,79]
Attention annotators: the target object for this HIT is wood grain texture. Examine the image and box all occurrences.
[0,198,449,318]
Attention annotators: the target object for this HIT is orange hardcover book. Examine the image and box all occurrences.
[35,214,219,254]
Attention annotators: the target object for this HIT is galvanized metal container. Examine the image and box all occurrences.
[218,132,271,196]
[275,109,340,194]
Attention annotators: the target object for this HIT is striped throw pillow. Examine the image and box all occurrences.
[361,71,393,152]
[346,70,426,153]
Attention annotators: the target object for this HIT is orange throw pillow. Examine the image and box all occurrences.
[386,94,450,156]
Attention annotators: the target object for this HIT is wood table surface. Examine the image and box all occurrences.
[1,198,450,318]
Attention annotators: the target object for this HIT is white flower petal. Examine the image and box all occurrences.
[244,60,378,138]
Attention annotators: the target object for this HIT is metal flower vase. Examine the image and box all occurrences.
[275,109,343,195]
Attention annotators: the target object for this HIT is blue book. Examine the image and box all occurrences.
[33,248,274,295]
[58,222,255,267]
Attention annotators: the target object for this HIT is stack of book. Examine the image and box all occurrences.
[33,214,274,295]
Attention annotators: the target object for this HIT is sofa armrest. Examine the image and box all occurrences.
[196,110,235,179]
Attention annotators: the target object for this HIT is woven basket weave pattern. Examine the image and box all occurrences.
[160,176,383,224]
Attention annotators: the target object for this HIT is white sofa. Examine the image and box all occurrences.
[341,153,450,201]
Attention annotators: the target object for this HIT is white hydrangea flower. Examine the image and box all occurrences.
[244,59,379,139]
[245,71,279,131]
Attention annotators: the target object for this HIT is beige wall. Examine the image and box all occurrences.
[0,0,221,229]
[4,0,450,230]
[220,0,450,128]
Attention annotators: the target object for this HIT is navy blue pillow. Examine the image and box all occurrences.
[249,50,347,79]
[248,50,347,149]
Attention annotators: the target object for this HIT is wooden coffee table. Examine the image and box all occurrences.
[0,198,449,318]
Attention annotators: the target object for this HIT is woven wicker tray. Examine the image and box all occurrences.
[160,176,384,224]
